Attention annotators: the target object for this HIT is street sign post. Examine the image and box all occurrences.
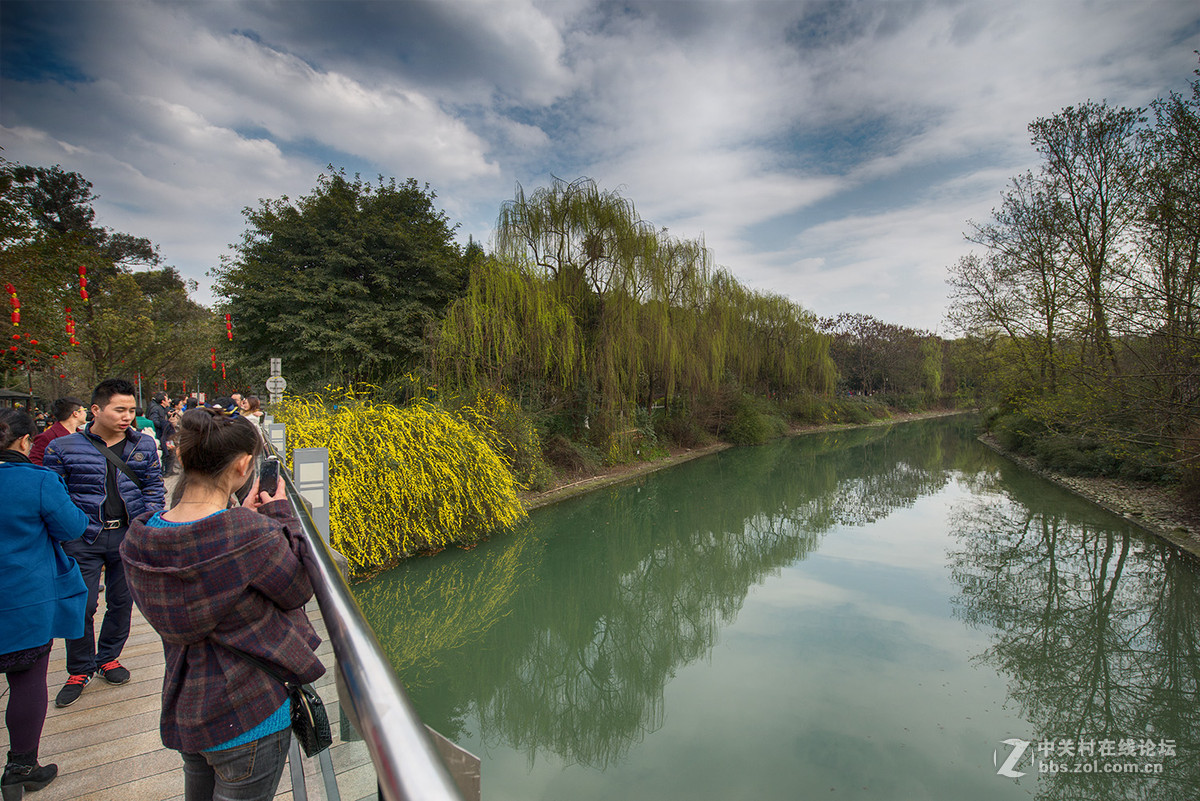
[265,375,287,404]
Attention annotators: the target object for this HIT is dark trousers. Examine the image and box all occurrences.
[3,648,51,755]
[61,526,132,676]
[181,727,291,801]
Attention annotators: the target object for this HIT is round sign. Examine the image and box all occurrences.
[265,376,287,393]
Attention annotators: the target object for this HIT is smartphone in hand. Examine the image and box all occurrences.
[259,457,281,496]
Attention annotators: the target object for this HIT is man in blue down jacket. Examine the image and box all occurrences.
[43,378,165,708]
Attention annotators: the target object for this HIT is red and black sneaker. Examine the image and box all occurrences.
[97,660,131,685]
[54,674,91,708]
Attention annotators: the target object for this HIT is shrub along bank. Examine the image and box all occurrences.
[273,385,938,576]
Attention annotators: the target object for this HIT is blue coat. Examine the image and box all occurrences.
[43,425,166,543]
[0,460,89,653]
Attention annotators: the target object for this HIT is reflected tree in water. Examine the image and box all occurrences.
[357,418,980,769]
[949,470,1200,800]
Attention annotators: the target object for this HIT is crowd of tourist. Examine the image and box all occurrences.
[0,381,315,801]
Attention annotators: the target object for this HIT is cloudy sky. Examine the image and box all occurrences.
[3,1,1198,331]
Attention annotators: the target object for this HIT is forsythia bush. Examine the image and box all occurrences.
[273,388,527,573]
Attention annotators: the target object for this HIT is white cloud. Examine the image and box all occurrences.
[2,0,1196,323]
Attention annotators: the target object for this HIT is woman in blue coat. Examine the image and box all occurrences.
[0,409,88,800]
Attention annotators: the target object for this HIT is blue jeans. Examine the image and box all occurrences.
[61,526,132,676]
[181,727,291,801]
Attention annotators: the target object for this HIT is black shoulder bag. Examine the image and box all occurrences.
[84,436,143,489]
[219,644,332,757]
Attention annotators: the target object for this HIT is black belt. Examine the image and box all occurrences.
[101,519,126,530]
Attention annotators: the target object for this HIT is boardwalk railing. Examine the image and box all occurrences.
[270,441,474,801]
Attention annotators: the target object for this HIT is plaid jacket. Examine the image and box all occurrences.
[120,501,325,752]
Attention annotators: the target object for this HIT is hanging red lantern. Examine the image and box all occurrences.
[225,313,233,341]
[5,283,18,327]
[210,347,217,370]
[221,361,226,379]
[78,266,89,301]
[7,283,19,327]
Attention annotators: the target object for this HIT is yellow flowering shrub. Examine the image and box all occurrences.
[273,388,527,574]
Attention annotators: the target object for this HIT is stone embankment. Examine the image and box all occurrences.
[978,435,1200,560]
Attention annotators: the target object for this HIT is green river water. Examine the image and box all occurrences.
[354,416,1200,801]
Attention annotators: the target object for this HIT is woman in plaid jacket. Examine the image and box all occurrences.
[121,409,324,801]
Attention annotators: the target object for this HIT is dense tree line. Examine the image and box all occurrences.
[948,64,1200,485]
[818,312,946,406]
[1,160,214,398]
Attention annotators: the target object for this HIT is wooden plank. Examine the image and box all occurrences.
[0,589,377,800]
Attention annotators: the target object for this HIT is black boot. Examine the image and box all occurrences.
[2,751,57,800]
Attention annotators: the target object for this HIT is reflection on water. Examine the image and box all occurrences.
[949,462,1200,800]
[354,417,1200,800]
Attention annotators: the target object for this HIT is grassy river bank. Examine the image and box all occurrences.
[523,408,1200,562]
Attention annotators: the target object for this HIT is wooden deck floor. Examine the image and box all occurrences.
[1,592,378,801]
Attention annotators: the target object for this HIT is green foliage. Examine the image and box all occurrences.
[215,170,470,390]
[827,398,881,425]
[820,313,945,398]
[436,177,835,443]
[451,388,553,492]
[652,397,714,449]
[949,66,1200,493]
[781,392,824,424]
[876,392,922,413]
[1,159,211,394]
[1033,434,1174,482]
[723,393,788,445]
[541,434,605,479]
[991,412,1048,455]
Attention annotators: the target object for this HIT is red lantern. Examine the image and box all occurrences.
[7,283,18,327]
[210,347,217,370]
[78,266,89,301]
[225,313,233,341]
[6,283,17,327]
[221,362,226,379]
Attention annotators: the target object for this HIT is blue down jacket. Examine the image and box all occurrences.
[0,459,89,653]
[43,425,166,543]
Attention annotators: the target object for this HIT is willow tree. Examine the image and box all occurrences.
[492,178,676,434]
[440,177,833,443]
[434,257,581,408]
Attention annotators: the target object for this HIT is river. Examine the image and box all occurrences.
[354,416,1200,801]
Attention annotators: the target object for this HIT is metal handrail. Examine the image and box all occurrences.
[268,443,465,801]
